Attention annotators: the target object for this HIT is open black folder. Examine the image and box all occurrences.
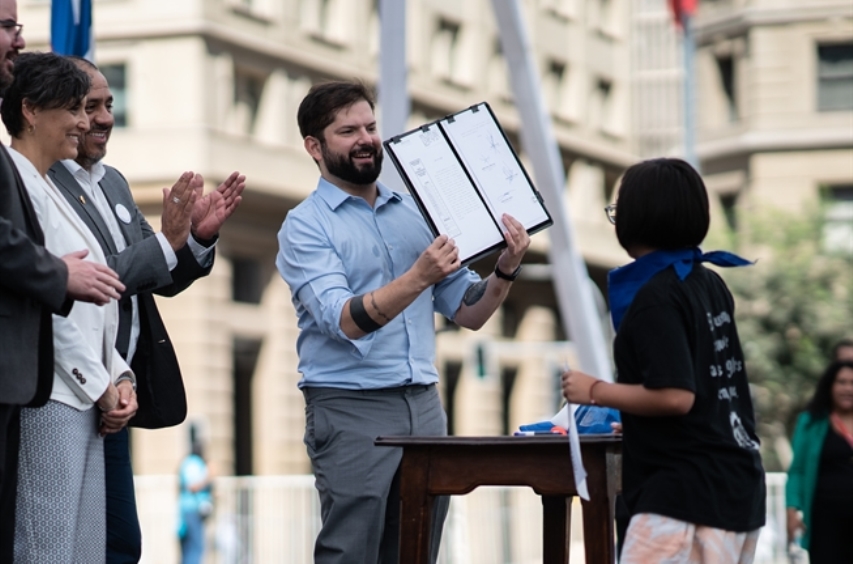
[384,102,553,266]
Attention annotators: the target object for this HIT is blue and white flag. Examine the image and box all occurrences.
[51,0,93,61]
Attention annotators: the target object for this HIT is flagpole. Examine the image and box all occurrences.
[682,12,698,171]
[378,0,408,193]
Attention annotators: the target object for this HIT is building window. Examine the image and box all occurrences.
[590,0,615,36]
[233,338,262,476]
[232,257,264,304]
[544,60,567,117]
[823,184,853,254]
[720,194,738,231]
[716,56,737,122]
[233,69,266,136]
[100,64,127,127]
[817,43,853,111]
[486,38,511,102]
[541,0,578,20]
[300,0,347,44]
[589,78,612,132]
[431,19,461,82]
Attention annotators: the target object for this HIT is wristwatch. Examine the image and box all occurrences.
[494,263,522,282]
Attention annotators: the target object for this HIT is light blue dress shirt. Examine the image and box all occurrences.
[277,178,480,389]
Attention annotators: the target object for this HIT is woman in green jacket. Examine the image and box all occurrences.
[786,360,853,563]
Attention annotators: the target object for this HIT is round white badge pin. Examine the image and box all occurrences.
[115,203,132,224]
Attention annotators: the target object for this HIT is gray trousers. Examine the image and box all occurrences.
[15,400,105,564]
[303,384,449,564]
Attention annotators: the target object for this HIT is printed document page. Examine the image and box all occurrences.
[440,105,550,232]
[387,124,503,261]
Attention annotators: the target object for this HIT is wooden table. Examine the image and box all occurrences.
[375,435,621,564]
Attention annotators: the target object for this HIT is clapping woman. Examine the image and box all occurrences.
[1,52,135,563]
[786,360,853,564]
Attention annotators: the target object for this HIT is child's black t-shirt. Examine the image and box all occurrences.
[614,264,765,531]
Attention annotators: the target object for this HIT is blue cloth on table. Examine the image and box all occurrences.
[518,406,621,435]
[574,405,621,434]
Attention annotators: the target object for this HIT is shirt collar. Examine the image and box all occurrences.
[316,177,402,211]
[61,158,106,186]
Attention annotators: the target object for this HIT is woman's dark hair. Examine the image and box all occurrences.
[297,80,375,141]
[806,360,853,417]
[614,158,710,252]
[1,51,90,138]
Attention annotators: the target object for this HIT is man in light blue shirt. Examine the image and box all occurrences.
[277,81,530,564]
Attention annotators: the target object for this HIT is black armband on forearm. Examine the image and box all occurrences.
[350,294,383,334]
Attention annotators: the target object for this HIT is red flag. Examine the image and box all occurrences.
[669,0,698,27]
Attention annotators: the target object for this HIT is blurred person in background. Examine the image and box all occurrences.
[831,338,853,363]
[1,51,132,563]
[786,359,853,564]
[178,441,214,564]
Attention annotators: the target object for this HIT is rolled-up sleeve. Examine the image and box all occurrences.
[276,209,375,357]
[433,266,481,320]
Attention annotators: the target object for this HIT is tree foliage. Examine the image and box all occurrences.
[711,207,852,471]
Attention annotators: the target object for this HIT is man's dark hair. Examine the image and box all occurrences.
[831,338,853,360]
[297,80,375,141]
[1,52,90,138]
[615,158,710,252]
[806,360,853,418]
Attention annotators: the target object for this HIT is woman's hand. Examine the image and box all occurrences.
[561,369,599,405]
[786,507,805,545]
[100,380,138,436]
[96,382,119,412]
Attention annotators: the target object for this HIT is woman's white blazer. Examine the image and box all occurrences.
[9,147,130,411]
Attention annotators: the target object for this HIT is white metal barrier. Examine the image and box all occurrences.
[136,472,790,564]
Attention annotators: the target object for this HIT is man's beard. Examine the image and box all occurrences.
[322,141,382,185]
[76,127,110,169]
[0,50,19,96]
[0,69,12,96]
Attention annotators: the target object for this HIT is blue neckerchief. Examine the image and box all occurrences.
[607,247,752,331]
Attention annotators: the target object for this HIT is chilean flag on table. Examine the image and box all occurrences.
[51,0,93,60]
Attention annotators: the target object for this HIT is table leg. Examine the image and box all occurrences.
[581,496,615,564]
[397,451,433,564]
[541,495,571,564]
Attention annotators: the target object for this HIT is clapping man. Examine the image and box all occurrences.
[48,57,244,563]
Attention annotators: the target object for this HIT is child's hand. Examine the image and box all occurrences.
[561,369,598,404]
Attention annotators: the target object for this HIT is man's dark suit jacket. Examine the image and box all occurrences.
[0,146,71,407]
[48,163,213,426]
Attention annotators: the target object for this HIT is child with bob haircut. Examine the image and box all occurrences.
[563,158,765,563]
